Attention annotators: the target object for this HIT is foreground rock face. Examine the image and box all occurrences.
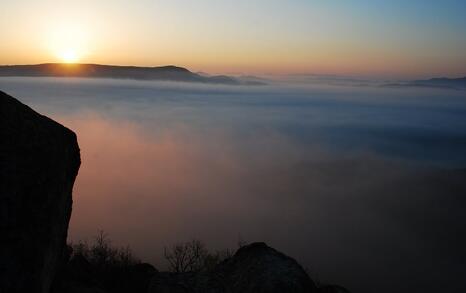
[149,242,318,293]
[0,91,80,293]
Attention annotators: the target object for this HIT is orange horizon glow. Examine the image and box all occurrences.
[1,0,465,79]
[2,45,465,79]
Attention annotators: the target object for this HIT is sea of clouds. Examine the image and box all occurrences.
[1,76,465,293]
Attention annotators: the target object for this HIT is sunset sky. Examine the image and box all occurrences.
[2,0,465,78]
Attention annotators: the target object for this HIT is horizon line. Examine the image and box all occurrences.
[1,62,465,81]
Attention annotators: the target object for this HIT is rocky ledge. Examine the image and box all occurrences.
[0,90,81,293]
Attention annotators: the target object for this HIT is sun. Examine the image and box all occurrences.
[60,49,80,63]
[46,22,89,64]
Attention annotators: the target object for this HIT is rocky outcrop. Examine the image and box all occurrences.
[0,91,80,293]
[149,242,318,293]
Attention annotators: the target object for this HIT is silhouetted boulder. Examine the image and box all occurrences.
[211,242,318,293]
[149,242,318,293]
[0,90,80,293]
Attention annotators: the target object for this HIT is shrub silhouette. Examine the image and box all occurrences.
[53,231,149,293]
[71,230,139,269]
[53,232,347,293]
[164,239,233,273]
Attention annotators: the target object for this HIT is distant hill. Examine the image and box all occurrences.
[0,63,253,85]
[384,76,466,90]
[411,77,466,88]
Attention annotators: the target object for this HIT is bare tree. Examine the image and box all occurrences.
[164,240,233,273]
[164,239,208,273]
[91,230,116,267]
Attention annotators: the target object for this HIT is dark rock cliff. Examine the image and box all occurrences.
[0,91,80,293]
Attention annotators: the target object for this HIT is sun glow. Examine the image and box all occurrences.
[45,22,89,64]
[60,49,79,63]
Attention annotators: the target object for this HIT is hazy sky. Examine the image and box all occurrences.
[1,0,466,77]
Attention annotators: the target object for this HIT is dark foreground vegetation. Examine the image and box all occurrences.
[51,231,350,293]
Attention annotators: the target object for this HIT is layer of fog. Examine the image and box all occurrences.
[2,76,465,167]
[62,114,466,293]
[1,77,465,293]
